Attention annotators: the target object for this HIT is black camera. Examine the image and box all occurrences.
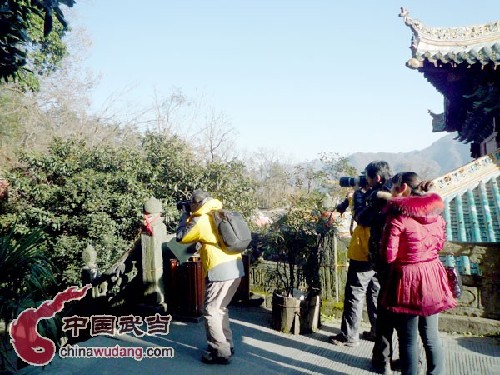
[339,175,367,188]
[176,201,191,211]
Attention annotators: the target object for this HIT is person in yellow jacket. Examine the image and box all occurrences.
[330,179,380,347]
[176,189,244,365]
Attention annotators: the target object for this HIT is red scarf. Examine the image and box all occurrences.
[142,213,162,236]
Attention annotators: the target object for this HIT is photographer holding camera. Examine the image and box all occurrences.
[330,174,380,348]
[176,189,244,365]
[355,161,396,375]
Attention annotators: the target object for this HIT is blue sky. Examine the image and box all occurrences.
[67,1,500,161]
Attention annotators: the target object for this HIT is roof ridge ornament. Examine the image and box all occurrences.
[399,7,411,24]
[399,7,423,36]
[399,7,500,43]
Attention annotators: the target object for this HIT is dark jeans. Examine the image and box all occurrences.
[340,260,380,341]
[395,313,443,375]
[372,269,395,365]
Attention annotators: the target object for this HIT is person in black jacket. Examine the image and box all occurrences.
[356,161,395,375]
[330,177,380,347]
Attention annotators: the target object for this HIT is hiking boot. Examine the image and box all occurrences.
[361,330,376,342]
[201,351,232,365]
[371,360,393,375]
[329,334,360,347]
[206,346,234,356]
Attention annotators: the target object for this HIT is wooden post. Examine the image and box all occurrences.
[272,291,301,334]
[300,295,321,333]
[232,254,250,303]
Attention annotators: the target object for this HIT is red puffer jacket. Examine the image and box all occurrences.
[381,193,457,316]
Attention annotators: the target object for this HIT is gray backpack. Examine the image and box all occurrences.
[211,210,252,252]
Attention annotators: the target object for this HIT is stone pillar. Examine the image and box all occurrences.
[141,197,168,312]
[81,244,98,285]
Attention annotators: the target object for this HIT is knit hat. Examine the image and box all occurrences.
[143,196,163,214]
[191,189,211,204]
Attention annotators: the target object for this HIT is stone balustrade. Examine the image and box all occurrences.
[432,149,499,198]
[440,241,499,321]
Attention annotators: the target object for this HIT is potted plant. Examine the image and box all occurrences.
[265,193,337,334]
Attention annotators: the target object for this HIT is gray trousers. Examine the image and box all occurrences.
[204,277,241,358]
[340,260,380,341]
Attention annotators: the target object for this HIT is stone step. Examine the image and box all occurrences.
[439,314,500,336]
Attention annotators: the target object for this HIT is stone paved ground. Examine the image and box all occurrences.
[16,306,500,375]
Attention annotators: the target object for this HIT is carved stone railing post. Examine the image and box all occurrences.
[141,197,168,312]
[81,244,98,285]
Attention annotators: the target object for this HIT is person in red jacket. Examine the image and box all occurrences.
[381,172,457,375]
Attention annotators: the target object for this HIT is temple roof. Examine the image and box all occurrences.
[400,8,500,146]
[400,8,500,69]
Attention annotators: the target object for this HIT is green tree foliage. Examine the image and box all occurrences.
[0,87,23,163]
[202,160,257,218]
[2,138,148,284]
[1,135,258,286]
[0,0,74,90]
[263,191,332,296]
[139,133,205,207]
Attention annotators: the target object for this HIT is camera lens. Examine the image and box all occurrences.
[339,176,367,188]
[339,177,355,187]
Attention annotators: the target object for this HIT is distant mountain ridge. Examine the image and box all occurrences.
[346,133,472,179]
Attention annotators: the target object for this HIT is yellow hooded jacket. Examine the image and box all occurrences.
[178,198,244,281]
[347,189,371,262]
